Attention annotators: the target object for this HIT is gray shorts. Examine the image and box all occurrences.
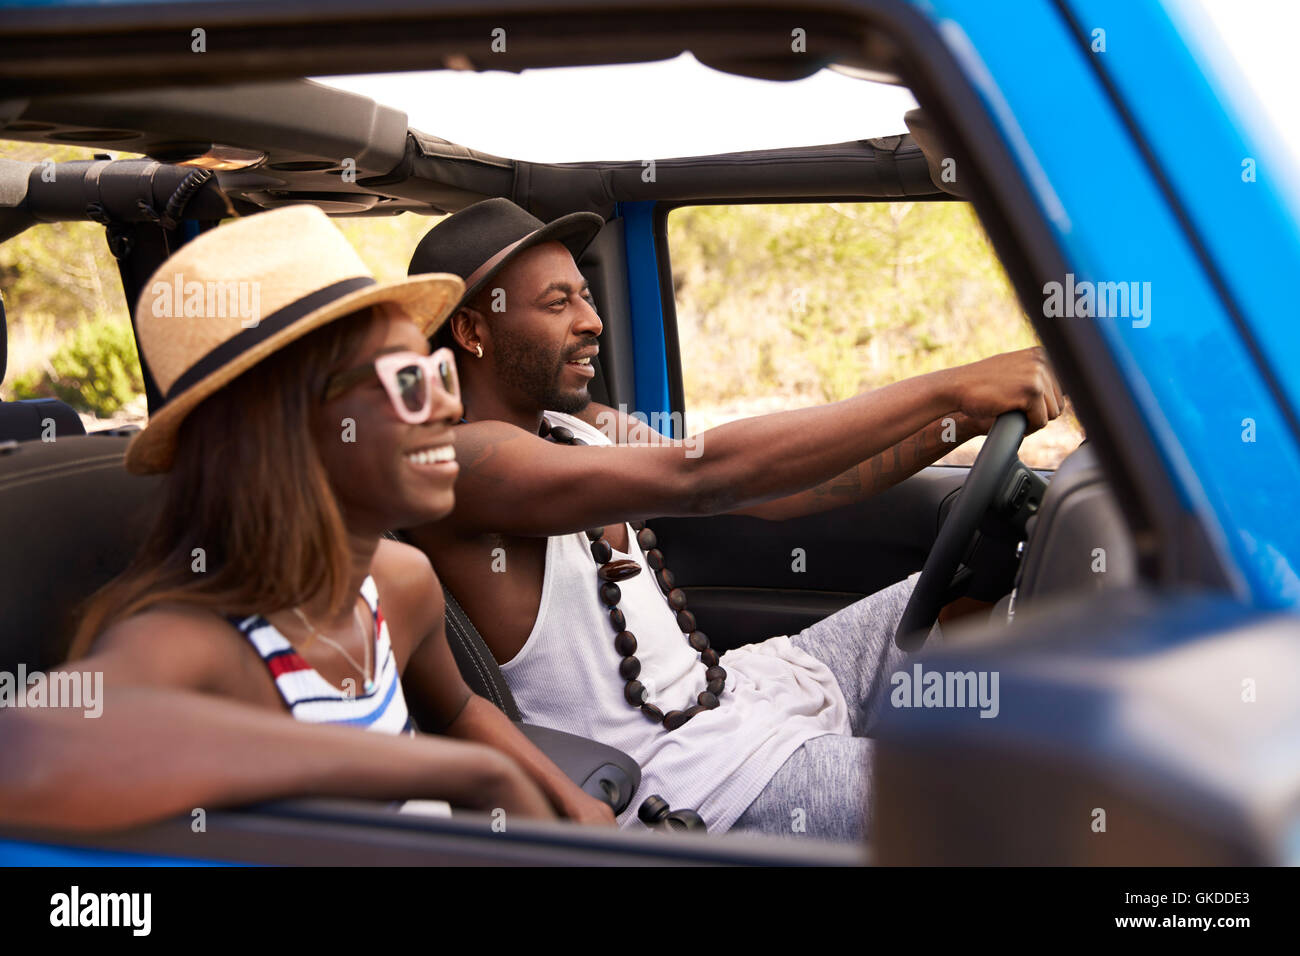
[729,571,934,841]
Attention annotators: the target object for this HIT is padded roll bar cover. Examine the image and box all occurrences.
[22,158,233,224]
[904,108,969,199]
[0,159,36,244]
[0,158,33,209]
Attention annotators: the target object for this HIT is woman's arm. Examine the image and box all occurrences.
[0,681,555,831]
[437,694,619,826]
[379,541,616,826]
[4,592,556,831]
[403,631,619,826]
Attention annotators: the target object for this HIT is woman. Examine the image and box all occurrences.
[9,205,614,830]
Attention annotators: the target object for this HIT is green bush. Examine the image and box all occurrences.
[10,317,144,417]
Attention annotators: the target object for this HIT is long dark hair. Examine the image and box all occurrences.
[68,307,380,660]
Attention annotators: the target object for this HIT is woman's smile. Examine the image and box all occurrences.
[403,439,458,477]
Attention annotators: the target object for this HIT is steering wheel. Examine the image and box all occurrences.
[893,410,1028,651]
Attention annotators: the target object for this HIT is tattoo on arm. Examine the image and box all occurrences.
[812,465,863,500]
[809,418,958,503]
[458,429,517,490]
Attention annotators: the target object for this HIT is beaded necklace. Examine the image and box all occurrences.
[538,416,725,731]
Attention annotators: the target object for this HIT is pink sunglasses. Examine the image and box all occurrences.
[323,348,460,423]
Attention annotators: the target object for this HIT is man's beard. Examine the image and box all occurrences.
[494,326,593,415]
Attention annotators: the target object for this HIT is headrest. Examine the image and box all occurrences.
[0,435,161,669]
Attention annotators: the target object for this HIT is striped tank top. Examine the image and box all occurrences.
[229,575,415,735]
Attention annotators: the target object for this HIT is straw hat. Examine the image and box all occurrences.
[125,205,463,474]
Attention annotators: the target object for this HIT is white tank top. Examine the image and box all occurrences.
[498,411,852,833]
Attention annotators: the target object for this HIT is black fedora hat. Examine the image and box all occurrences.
[408,198,604,318]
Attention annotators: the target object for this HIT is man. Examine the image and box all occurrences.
[404,198,1064,839]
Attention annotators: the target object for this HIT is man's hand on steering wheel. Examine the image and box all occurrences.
[950,346,1064,434]
[892,347,1067,651]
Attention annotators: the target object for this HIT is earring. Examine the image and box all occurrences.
[475,344,484,359]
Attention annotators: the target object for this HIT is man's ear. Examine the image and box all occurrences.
[449,307,486,355]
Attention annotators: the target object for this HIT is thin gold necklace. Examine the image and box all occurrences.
[290,599,375,694]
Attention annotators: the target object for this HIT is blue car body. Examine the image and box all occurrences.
[918,0,1300,608]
